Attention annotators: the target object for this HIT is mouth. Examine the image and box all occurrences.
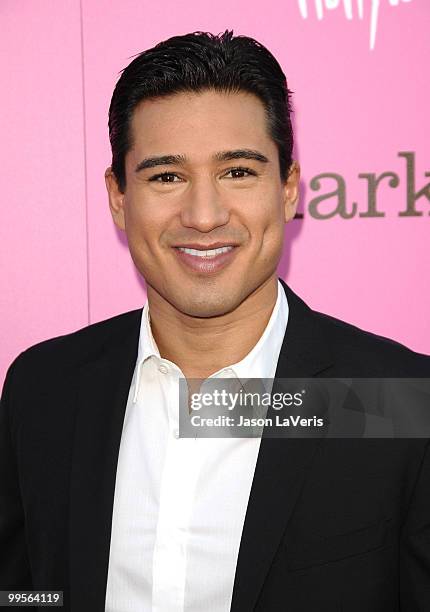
[177,245,234,258]
[172,244,239,274]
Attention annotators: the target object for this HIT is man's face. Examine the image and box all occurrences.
[106,89,299,317]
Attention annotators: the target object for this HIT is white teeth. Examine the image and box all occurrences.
[177,246,234,258]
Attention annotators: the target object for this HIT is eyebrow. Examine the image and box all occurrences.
[134,149,270,173]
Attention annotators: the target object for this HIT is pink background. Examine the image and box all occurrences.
[1,0,429,386]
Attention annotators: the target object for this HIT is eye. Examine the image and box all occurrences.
[148,172,182,183]
[224,167,256,179]
[147,166,256,184]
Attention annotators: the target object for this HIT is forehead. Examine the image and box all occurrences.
[128,89,273,158]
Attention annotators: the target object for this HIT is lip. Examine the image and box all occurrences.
[172,242,238,249]
[173,245,239,275]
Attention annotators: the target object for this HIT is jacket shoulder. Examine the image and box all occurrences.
[9,308,142,372]
[313,309,430,376]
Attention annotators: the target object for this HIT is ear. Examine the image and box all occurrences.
[283,161,300,223]
[105,167,126,231]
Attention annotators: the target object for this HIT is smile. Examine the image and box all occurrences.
[173,245,238,274]
[177,246,234,258]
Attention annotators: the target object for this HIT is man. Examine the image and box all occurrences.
[1,30,430,612]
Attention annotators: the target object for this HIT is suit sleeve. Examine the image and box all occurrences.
[400,439,430,610]
[0,354,34,590]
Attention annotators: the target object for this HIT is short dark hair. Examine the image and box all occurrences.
[108,29,294,193]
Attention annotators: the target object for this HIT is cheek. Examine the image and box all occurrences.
[124,198,166,244]
[248,196,285,244]
[252,206,285,268]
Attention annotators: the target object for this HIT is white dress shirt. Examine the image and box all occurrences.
[105,280,289,612]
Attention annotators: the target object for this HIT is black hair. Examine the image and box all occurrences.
[108,29,294,193]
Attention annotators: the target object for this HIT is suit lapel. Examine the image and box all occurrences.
[69,310,141,612]
[230,280,335,611]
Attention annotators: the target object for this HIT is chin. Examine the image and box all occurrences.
[172,292,240,319]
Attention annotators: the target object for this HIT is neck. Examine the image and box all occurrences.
[147,275,279,379]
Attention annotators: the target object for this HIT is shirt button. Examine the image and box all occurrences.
[158,363,169,374]
[173,428,180,439]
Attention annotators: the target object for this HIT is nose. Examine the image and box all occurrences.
[180,177,230,232]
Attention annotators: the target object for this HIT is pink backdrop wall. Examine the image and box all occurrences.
[1,0,429,385]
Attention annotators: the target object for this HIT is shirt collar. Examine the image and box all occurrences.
[221,279,288,382]
[133,279,288,402]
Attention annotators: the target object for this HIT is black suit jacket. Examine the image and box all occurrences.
[1,279,430,611]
